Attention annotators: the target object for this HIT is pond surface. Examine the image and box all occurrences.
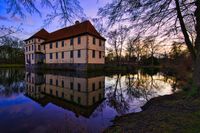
[0,68,178,133]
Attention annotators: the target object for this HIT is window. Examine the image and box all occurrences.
[38,45,40,50]
[32,54,34,59]
[62,52,64,59]
[62,92,64,98]
[78,83,81,92]
[38,39,40,42]
[32,45,34,51]
[62,80,64,88]
[56,52,58,59]
[99,81,101,89]
[92,83,95,91]
[92,50,95,58]
[99,40,102,46]
[78,97,81,104]
[44,45,45,50]
[56,42,58,48]
[56,91,58,96]
[26,47,28,52]
[50,53,53,59]
[78,50,81,58]
[50,89,52,94]
[93,37,96,44]
[56,80,58,86]
[50,79,53,85]
[29,46,30,51]
[78,36,81,44]
[99,51,101,58]
[70,38,74,45]
[70,51,73,58]
[62,40,64,47]
[50,43,53,49]
[70,82,73,90]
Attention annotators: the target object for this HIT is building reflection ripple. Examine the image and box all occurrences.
[25,71,105,118]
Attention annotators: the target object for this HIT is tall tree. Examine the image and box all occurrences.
[107,26,129,65]
[126,35,141,63]
[99,0,200,88]
[143,36,160,66]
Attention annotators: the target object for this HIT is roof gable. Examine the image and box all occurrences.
[24,20,106,43]
[25,29,49,41]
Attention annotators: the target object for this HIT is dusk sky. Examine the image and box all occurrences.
[0,0,108,39]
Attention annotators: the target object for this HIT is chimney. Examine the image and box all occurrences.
[75,20,80,25]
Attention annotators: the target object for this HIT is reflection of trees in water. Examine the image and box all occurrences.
[106,71,178,115]
[106,74,130,115]
[125,72,159,102]
[0,69,25,96]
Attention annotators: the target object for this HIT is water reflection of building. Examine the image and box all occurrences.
[25,71,105,117]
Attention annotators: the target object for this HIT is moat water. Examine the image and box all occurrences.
[0,68,179,133]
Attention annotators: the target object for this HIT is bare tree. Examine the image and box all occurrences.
[126,35,141,63]
[0,25,23,39]
[143,36,160,66]
[5,0,85,26]
[99,0,200,88]
[107,26,129,65]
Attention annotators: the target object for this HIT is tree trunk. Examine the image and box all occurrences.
[174,0,196,60]
[193,0,200,88]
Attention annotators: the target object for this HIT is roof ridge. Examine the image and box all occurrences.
[25,20,106,42]
[49,20,90,34]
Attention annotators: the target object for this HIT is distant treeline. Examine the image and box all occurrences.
[0,36,24,64]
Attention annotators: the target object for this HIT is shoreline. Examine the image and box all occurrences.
[105,91,200,133]
[0,64,25,68]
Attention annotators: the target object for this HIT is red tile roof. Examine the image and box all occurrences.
[24,29,49,41]
[25,20,106,43]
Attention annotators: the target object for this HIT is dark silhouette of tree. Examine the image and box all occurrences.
[0,25,23,39]
[126,35,141,63]
[5,0,85,26]
[0,36,24,64]
[107,26,129,65]
[99,0,200,88]
[143,36,160,66]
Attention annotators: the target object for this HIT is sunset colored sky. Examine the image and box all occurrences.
[0,0,108,39]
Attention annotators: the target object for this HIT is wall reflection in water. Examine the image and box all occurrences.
[0,68,180,133]
[25,71,105,118]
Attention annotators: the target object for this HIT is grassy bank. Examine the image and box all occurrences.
[105,89,200,133]
[0,64,25,68]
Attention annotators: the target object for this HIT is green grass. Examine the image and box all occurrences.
[0,64,25,68]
